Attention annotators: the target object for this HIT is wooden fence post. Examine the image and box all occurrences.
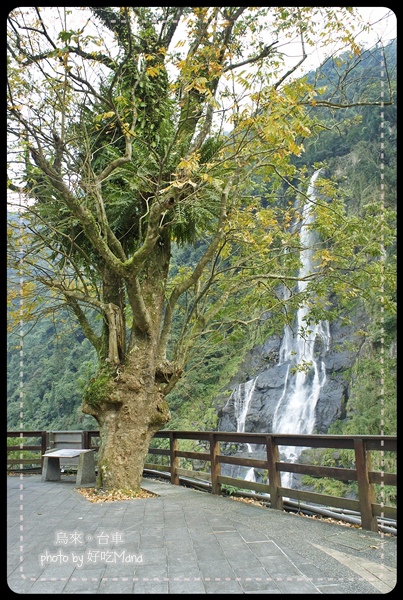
[169,431,179,485]
[266,435,283,510]
[209,433,221,495]
[41,431,47,471]
[83,430,90,449]
[354,438,378,532]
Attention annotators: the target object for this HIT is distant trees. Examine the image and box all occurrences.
[7,7,395,490]
[7,307,98,430]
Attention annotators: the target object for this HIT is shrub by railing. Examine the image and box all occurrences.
[7,430,396,533]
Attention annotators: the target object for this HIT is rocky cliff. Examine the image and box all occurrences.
[216,306,369,436]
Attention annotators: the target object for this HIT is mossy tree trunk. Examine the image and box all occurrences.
[81,235,176,490]
[82,350,170,491]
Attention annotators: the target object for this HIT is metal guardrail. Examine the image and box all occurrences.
[7,430,396,533]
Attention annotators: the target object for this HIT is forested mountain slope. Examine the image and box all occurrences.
[7,40,396,437]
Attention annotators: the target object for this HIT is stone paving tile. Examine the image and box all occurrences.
[214,531,246,547]
[134,564,169,579]
[164,526,192,541]
[132,579,170,594]
[160,503,184,512]
[97,578,136,593]
[189,528,217,539]
[289,561,331,581]
[139,533,167,548]
[167,556,200,572]
[38,563,77,580]
[168,577,206,594]
[246,539,283,557]
[24,579,70,594]
[62,568,105,593]
[192,537,226,550]
[275,578,322,594]
[207,517,237,527]
[315,582,350,594]
[7,573,37,594]
[257,555,303,578]
[167,566,204,579]
[194,550,229,566]
[163,523,188,533]
[101,563,136,578]
[8,475,397,594]
[165,539,195,551]
[231,566,284,593]
[197,559,236,579]
[15,557,46,579]
[240,578,286,593]
[137,548,168,566]
[203,578,244,594]
[244,590,282,594]
[116,530,141,546]
[225,550,263,570]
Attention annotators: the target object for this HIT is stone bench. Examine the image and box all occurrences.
[42,449,96,485]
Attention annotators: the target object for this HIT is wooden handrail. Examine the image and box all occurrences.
[7,430,396,532]
[146,430,396,533]
[7,431,47,470]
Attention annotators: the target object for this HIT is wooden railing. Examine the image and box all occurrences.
[7,431,47,471]
[7,430,396,533]
[144,431,396,533]
[6,430,100,471]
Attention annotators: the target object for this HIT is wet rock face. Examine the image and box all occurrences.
[217,313,367,435]
[314,378,348,433]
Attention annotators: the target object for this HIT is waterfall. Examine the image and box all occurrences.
[234,379,257,453]
[224,170,330,491]
[272,169,330,488]
[245,467,256,482]
[231,378,257,481]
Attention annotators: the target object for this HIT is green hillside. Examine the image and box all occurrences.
[7,40,396,439]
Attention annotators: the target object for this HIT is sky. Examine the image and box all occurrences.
[38,7,397,66]
[357,6,396,43]
[7,6,396,210]
[290,7,396,75]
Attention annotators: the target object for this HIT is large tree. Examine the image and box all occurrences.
[7,7,394,490]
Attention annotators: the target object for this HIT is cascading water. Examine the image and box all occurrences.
[272,169,330,487]
[234,379,256,453]
[227,170,330,490]
[232,379,257,480]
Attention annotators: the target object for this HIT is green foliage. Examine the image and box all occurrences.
[221,482,254,495]
[221,484,239,496]
[299,365,396,507]
[301,474,356,499]
[6,7,396,458]
[165,312,272,432]
[83,365,115,410]
[146,436,170,467]
[7,308,98,431]
[7,436,43,470]
[294,40,396,169]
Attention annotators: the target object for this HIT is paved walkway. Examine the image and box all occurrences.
[7,474,396,594]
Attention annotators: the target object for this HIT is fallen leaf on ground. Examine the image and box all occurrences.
[76,487,158,503]
[229,496,266,507]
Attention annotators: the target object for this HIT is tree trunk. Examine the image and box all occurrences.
[82,352,170,490]
[81,236,172,490]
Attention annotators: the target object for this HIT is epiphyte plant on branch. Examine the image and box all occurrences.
[7,6,394,490]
